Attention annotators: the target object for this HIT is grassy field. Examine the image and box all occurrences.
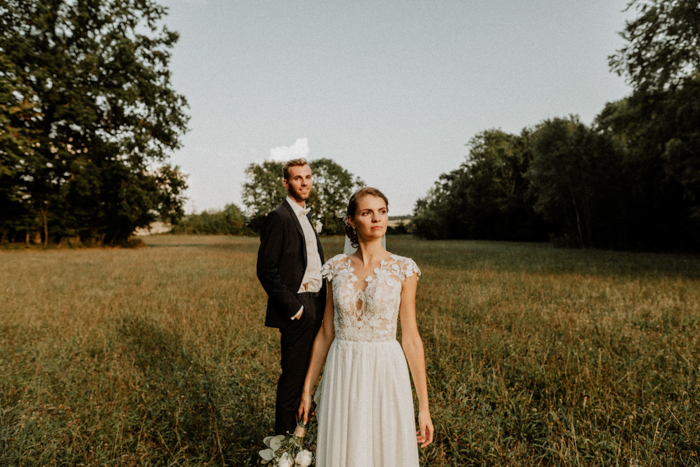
[1,235,699,466]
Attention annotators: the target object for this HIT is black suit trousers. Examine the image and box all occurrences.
[275,291,324,435]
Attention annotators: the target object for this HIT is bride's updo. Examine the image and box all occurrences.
[345,187,389,248]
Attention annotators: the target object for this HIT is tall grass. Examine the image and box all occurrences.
[1,236,698,465]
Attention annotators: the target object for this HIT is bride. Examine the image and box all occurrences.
[298,187,433,466]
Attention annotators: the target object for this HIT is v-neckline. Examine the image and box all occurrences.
[344,254,395,295]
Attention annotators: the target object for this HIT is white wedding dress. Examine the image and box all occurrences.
[314,254,421,467]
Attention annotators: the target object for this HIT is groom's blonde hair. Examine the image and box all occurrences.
[283,158,309,180]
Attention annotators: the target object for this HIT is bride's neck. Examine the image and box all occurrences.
[355,238,386,266]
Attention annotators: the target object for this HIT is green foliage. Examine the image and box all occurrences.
[306,158,364,235]
[387,221,409,235]
[242,158,363,234]
[414,108,699,250]
[172,203,250,235]
[601,0,700,249]
[609,0,700,93]
[595,86,700,249]
[413,129,547,241]
[525,116,626,248]
[242,160,287,230]
[0,0,189,244]
[412,184,450,240]
[0,51,42,241]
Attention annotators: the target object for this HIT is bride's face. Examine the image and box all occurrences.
[348,195,388,243]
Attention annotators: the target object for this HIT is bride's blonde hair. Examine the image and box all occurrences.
[345,187,389,248]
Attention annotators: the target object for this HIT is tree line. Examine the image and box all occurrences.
[412,0,700,251]
[173,158,365,236]
[4,0,696,251]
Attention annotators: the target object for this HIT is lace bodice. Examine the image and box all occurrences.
[321,254,420,343]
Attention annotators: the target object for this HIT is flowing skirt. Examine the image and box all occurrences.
[314,339,419,467]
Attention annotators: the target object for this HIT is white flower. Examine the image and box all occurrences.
[295,449,313,467]
[314,219,322,234]
[277,452,293,467]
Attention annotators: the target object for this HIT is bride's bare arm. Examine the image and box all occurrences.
[399,274,434,447]
[298,282,335,424]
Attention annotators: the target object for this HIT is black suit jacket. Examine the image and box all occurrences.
[257,199,326,329]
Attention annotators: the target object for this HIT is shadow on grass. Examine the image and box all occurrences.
[118,316,220,461]
[118,316,272,465]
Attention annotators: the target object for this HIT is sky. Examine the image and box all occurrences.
[161,0,634,216]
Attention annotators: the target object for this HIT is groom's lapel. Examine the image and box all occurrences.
[308,213,324,262]
[283,199,307,259]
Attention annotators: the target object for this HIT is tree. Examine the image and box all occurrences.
[0,0,189,244]
[595,86,700,249]
[241,160,287,229]
[525,117,625,248]
[306,158,364,235]
[609,0,700,93]
[241,158,364,234]
[412,129,546,241]
[172,203,248,235]
[411,184,451,240]
[0,50,42,242]
[607,0,700,249]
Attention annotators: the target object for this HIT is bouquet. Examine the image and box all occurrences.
[258,422,314,467]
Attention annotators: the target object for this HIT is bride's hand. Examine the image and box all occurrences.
[416,410,434,447]
[297,391,313,425]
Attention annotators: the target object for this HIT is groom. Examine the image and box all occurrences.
[257,158,326,435]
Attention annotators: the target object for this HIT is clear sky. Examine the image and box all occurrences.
[162,0,633,216]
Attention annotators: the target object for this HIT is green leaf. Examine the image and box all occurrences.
[259,448,274,461]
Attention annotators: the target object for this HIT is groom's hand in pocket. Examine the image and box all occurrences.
[292,306,303,320]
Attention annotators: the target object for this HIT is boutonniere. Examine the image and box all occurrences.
[313,219,323,234]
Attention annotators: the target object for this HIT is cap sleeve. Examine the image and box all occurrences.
[322,254,345,281]
[321,259,334,281]
[400,257,421,281]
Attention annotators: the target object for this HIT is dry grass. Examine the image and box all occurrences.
[1,236,698,465]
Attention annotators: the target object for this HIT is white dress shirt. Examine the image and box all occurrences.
[287,196,322,319]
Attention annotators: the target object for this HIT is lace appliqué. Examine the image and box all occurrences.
[322,254,421,343]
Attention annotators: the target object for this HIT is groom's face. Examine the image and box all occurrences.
[283,164,313,204]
